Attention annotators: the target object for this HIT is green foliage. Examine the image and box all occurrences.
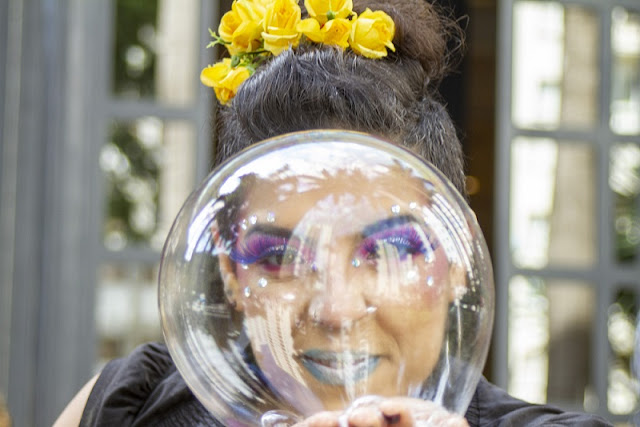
[105,121,160,245]
[112,0,158,97]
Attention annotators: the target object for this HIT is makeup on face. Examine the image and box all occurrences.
[230,214,440,278]
[232,208,453,395]
[298,349,381,386]
[160,133,494,420]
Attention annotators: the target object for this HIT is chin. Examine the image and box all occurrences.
[298,356,408,410]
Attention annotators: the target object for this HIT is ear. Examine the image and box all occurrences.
[448,263,467,303]
[219,253,245,312]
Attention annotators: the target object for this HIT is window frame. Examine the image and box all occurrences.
[0,1,219,425]
[495,0,640,421]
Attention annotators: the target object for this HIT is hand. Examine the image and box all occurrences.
[293,396,469,427]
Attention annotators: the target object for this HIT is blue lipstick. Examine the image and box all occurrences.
[300,350,381,386]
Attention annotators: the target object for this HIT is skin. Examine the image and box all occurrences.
[53,374,99,427]
[56,165,469,427]
[222,167,464,419]
[294,397,468,426]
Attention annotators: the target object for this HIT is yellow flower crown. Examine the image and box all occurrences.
[200,0,395,104]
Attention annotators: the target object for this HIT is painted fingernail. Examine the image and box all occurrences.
[383,414,401,424]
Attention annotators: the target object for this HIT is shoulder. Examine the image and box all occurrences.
[53,374,100,427]
[465,377,613,427]
[80,342,220,427]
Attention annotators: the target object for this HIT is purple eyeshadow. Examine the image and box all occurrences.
[357,223,438,262]
[230,233,290,265]
[230,217,436,272]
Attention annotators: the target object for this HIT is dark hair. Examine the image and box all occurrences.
[215,0,467,196]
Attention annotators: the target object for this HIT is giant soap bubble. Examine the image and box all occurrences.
[159,131,494,425]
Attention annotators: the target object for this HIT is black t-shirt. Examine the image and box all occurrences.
[80,342,612,426]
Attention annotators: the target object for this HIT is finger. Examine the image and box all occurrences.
[420,410,469,427]
[378,398,468,427]
[379,398,435,427]
[346,405,385,427]
[293,411,342,427]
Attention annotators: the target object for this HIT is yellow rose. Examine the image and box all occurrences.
[297,18,322,42]
[218,9,242,43]
[349,9,395,59]
[219,0,267,54]
[262,0,302,55]
[304,0,353,25]
[230,21,264,54]
[319,18,351,48]
[234,0,268,22]
[298,17,351,48]
[251,0,273,9]
[200,59,252,104]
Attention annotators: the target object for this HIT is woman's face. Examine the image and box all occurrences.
[224,169,455,411]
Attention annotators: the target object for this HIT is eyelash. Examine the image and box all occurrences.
[231,224,437,272]
[357,225,437,262]
[231,234,303,272]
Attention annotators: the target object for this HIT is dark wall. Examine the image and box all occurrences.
[216,0,497,255]
[438,0,497,382]
[215,0,499,383]
[438,0,496,261]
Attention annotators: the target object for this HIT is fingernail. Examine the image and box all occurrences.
[383,414,401,424]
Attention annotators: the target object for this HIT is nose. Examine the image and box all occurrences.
[308,290,369,329]
[306,257,370,329]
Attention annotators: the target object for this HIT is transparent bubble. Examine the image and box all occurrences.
[159,131,494,425]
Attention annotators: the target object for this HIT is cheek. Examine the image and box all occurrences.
[380,299,450,378]
[405,317,447,378]
[235,267,308,317]
[368,255,451,308]
[417,255,451,302]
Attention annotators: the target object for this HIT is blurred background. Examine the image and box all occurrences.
[1,0,639,425]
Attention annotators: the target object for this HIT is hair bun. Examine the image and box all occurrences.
[353,0,464,83]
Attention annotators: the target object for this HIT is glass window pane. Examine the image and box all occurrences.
[101,118,195,250]
[508,276,549,404]
[512,2,599,130]
[113,0,158,99]
[96,263,163,368]
[511,138,596,269]
[112,0,199,105]
[608,288,639,415]
[508,276,595,408]
[610,143,640,263]
[546,280,595,404]
[611,8,640,135]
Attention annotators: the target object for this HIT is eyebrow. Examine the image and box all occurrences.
[243,224,292,239]
[242,214,420,241]
[361,215,420,238]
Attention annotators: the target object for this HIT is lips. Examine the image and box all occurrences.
[299,349,381,385]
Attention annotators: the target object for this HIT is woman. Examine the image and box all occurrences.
[209,154,475,420]
[56,0,613,425]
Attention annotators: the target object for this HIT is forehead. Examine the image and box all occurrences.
[236,170,430,233]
